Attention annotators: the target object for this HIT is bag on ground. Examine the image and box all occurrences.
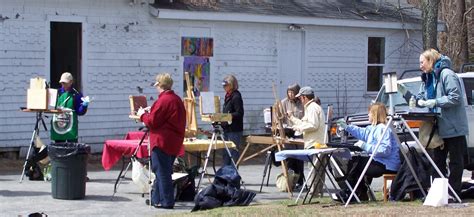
[276,170,299,192]
[26,162,44,181]
[423,178,448,207]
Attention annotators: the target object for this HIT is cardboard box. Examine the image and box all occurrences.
[27,89,48,110]
[30,77,46,89]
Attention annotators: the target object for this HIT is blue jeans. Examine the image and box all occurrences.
[222,131,242,166]
[151,147,175,207]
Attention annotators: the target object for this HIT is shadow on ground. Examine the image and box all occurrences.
[85,194,131,202]
[0,190,51,197]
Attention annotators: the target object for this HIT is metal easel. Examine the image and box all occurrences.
[195,122,243,190]
[112,128,149,197]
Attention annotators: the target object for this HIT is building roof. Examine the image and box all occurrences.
[151,0,422,24]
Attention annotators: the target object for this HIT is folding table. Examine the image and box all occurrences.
[275,148,352,204]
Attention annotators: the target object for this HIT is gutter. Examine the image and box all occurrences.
[149,7,428,30]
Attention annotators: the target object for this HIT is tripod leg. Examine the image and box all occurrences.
[391,126,427,198]
[260,151,271,192]
[113,157,131,196]
[219,133,239,169]
[40,114,48,131]
[266,155,272,186]
[218,132,246,189]
[19,113,41,183]
[196,131,216,190]
[20,130,36,183]
[114,130,149,196]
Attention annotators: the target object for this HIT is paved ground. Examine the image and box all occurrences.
[0,157,472,216]
[0,162,293,216]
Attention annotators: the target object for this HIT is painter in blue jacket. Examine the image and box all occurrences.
[337,103,400,200]
[398,49,468,195]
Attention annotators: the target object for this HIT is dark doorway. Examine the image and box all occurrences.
[50,22,82,91]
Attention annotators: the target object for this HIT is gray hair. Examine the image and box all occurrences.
[223,75,239,91]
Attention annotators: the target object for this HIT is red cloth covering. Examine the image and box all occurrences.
[102,132,237,170]
[101,138,149,171]
[124,131,147,140]
[140,90,186,157]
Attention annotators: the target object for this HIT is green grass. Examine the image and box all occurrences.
[163,192,474,217]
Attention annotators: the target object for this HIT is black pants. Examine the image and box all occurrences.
[285,144,304,185]
[346,156,395,199]
[287,158,304,185]
[433,135,466,194]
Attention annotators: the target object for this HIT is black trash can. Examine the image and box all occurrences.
[48,142,90,200]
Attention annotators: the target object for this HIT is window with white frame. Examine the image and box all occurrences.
[367,37,385,92]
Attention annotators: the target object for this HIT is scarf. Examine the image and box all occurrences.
[426,60,443,99]
[225,91,233,102]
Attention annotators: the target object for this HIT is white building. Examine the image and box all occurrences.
[0,0,426,153]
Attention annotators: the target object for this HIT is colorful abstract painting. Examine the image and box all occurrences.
[183,56,210,97]
[181,37,213,57]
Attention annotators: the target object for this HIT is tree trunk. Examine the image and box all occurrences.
[469,1,474,62]
[439,0,468,71]
[421,0,440,50]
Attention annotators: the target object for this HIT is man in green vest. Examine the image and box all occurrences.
[25,72,89,180]
[51,72,89,142]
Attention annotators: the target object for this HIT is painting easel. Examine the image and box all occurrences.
[195,91,241,190]
[271,83,293,197]
[184,72,198,137]
[183,71,201,170]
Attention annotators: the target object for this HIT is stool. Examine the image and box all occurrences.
[383,174,396,202]
[383,173,414,202]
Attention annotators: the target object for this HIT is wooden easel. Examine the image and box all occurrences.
[184,72,202,171]
[184,72,198,137]
[272,83,293,197]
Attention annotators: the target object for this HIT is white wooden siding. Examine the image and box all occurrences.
[212,23,279,134]
[0,0,422,151]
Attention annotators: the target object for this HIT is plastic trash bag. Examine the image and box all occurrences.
[131,158,155,193]
[48,142,90,160]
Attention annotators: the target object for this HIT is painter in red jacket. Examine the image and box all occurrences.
[139,73,185,209]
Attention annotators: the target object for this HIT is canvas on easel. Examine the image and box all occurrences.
[129,95,147,120]
[199,92,231,123]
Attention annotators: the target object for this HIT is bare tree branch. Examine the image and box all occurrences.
[464,6,474,24]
